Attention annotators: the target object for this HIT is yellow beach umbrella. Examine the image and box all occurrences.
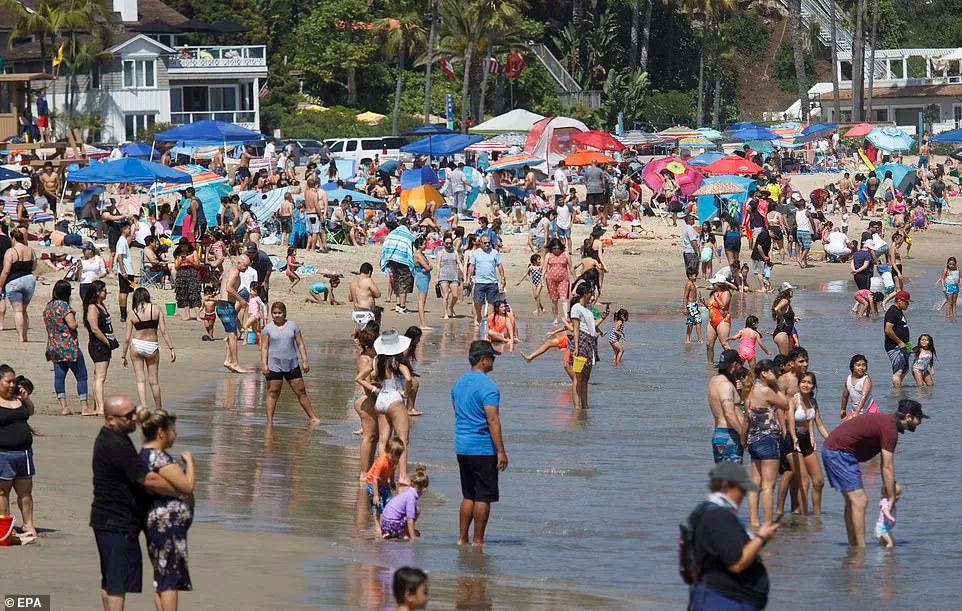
[400,184,445,214]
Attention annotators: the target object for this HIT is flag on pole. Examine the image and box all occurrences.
[52,43,65,67]
[483,57,500,75]
[258,81,270,98]
[504,50,524,79]
[439,57,456,79]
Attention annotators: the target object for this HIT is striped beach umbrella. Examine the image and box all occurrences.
[657,126,702,139]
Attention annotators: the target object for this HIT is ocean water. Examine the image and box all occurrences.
[172,265,961,610]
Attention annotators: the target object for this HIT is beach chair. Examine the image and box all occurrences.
[139,250,170,290]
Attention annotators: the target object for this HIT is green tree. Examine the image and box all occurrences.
[788,0,810,121]
[423,0,440,122]
[293,0,377,106]
[772,44,815,94]
[377,9,426,135]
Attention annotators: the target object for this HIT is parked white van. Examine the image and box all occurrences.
[324,136,411,164]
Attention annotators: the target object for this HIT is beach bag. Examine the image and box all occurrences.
[678,502,713,584]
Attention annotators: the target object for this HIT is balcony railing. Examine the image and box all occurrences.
[167,46,267,69]
[171,111,257,125]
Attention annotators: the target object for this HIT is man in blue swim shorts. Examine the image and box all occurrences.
[822,399,926,547]
[707,349,747,464]
[216,255,249,373]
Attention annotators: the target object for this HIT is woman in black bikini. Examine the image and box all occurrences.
[122,288,176,408]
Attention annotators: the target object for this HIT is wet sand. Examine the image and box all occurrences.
[5,168,962,608]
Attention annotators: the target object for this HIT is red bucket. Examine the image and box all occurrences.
[0,515,15,546]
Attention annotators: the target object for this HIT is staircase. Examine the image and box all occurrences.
[790,0,885,78]
[526,42,603,109]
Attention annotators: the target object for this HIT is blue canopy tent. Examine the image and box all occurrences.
[66,158,192,185]
[873,162,917,194]
[696,175,757,225]
[152,120,263,145]
[400,134,483,157]
[120,142,155,158]
[930,129,962,143]
[728,126,779,141]
[0,167,31,191]
[403,124,453,136]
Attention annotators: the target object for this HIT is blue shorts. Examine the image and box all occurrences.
[822,447,863,492]
[724,234,741,253]
[4,274,36,305]
[946,284,959,296]
[712,427,743,464]
[747,434,780,461]
[690,583,761,611]
[887,347,908,374]
[0,448,35,480]
[366,483,393,515]
[215,302,238,334]
[414,269,431,294]
[473,282,501,305]
[556,227,570,238]
[796,230,812,249]
[94,530,143,595]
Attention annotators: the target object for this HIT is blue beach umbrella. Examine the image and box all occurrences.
[728,126,779,141]
[324,187,384,206]
[866,126,914,152]
[929,129,962,144]
[687,151,726,167]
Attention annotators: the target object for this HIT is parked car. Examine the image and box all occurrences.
[324,136,411,164]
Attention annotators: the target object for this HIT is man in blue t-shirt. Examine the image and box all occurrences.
[451,340,508,546]
[467,235,505,324]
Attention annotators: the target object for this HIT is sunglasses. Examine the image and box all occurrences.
[116,409,136,420]
[482,241,491,245]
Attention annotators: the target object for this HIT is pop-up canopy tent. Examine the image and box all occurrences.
[120,142,154,158]
[152,120,264,145]
[66,158,192,185]
[524,116,588,172]
[469,109,546,136]
[400,133,483,157]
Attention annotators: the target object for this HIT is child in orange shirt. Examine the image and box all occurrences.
[366,437,405,536]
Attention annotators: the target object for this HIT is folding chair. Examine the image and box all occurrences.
[139,250,170,290]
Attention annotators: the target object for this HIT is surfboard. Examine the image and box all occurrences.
[858,148,876,171]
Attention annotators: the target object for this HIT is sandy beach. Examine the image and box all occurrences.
[4,168,962,608]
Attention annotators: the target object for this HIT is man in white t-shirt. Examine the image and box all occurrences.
[114,222,134,322]
[554,162,568,202]
[555,198,573,251]
[682,214,700,276]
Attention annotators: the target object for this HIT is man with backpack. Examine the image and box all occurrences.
[682,462,779,610]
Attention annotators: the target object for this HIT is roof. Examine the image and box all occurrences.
[133,0,189,27]
[0,73,54,82]
[108,33,174,54]
[818,84,962,101]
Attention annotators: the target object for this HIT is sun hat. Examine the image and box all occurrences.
[710,272,735,287]
[791,192,802,201]
[374,330,412,356]
[709,462,759,492]
[778,282,795,291]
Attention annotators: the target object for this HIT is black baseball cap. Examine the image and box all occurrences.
[468,340,498,363]
[244,242,259,253]
[897,399,929,419]
[717,349,740,369]
[709,462,759,492]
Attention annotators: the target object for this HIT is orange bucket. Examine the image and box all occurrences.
[0,515,15,546]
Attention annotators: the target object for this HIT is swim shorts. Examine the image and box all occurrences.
[380,517,407,539]
[352,308,377,330]
[266,367,302,381]
[686,302,702,326]
[366,483,393,515]
[887,347,909,374]
[822,447,863,492]
[215,302,238,334]
[712,428,743,464]
[796,230,813,249]
[0,448,35,480]
[457,454,499,503]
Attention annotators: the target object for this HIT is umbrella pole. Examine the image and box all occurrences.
[149,140,156,163]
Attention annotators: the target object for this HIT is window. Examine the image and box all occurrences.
[894,107,922,127]
[955,105,962,128]
[122,59,156,88]
[209,86,237,111]
[170,88,183,113]
[88,64,101,90]
[329,141,344,152]
[125,113,156,140]
[381,137,408,149]
[345,140,357,152]
[361,139,382,151]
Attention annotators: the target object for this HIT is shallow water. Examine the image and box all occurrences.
[172,265,962,609]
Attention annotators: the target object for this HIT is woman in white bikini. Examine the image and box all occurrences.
[121,288,175,408]
[372,330,413,483]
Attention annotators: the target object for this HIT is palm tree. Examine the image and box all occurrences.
[789,0,809,121]
[830,0,841,120]
[639,0,654,73]
[628,0,641,69]
[866,0,879,118]
[378,10,426,135]
[681,0,733,126]
[473,0,524,121]
[439,0,478,131]
[852,0,866,121]
[423,0,439,123]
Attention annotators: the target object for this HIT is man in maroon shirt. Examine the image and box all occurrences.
[821,400,927,546]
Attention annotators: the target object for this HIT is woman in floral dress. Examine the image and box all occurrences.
[137,407,195,611]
